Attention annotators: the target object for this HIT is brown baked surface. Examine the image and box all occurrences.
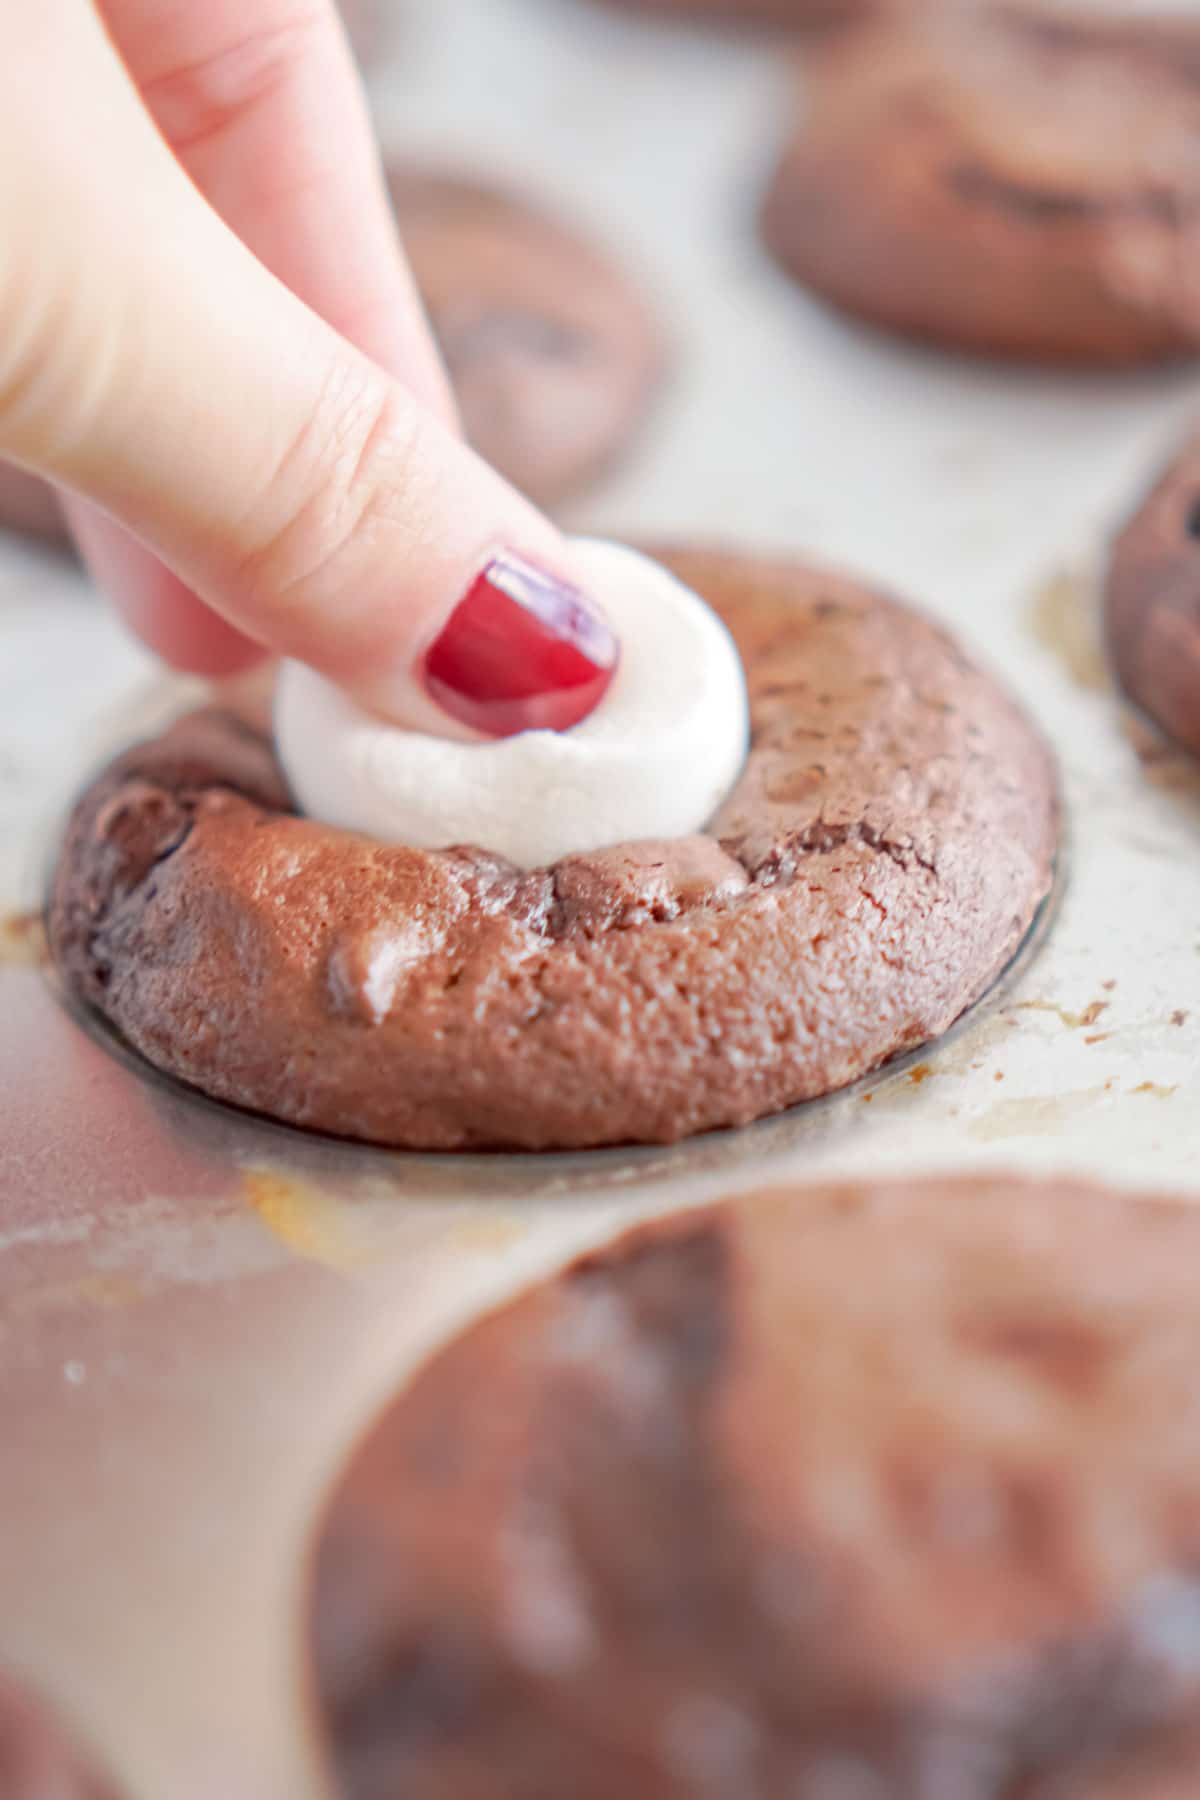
[49,550,1057,1151]
[388,167,663,507]
[761,8,1200,365]
[1105,433,1200,759]
[0,1675,116,1798]
[310,1175,1200,1799]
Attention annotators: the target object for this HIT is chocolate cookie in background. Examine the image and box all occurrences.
[0,1674,117,1798]
[0,461,63,544]
[49,550,1057,1151]
[386,167,664,508]
[1105,433,1200,759]
[310,1174,1200,1800]
[761,4,1200,365]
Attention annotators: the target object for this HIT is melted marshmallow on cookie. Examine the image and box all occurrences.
[275,539,750,869]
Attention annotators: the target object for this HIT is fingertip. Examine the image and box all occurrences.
[149,609,269,679]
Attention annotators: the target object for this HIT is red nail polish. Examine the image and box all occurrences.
[423,552,619,737]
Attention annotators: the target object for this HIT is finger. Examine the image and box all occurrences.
[98,0,454,419]
[1,3,606,737]
[66,504,262,676]
[72,0,457,675]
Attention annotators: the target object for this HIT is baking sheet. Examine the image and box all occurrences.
[3,1,1200,1793]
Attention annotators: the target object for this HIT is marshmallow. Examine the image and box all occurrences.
[275,539,750,870]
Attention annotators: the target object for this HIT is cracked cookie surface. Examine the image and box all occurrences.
[312,1176,1200,1799]
[48,550,1058,1150]
[761,7,1200,365]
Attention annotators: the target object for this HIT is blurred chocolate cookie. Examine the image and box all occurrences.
[762,7,1200,364]
[1106,432,1200,757]
[387,167,664,506]
[0,462,62,543]
[0,1675,117,1798]
[311,1175,1200,1800]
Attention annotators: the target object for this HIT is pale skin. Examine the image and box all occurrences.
[0,0,575,736]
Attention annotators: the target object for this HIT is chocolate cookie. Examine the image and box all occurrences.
[49,551,1056,1151]
[761,8,1200,364]
[387,168,663,507]
[310,1175,1200,1800]
[1105,433,1200,759]
[0,1675,116,1798]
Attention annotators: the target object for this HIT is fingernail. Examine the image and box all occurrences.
[423,551,619,737]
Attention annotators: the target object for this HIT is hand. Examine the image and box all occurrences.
[0,1,614,737]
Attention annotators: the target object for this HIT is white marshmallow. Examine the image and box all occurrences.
[274,538,750,870]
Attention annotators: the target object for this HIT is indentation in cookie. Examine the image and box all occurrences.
[48,552,1057,1150]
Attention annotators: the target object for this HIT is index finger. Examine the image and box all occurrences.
[73,0,459,672]
[104,0,455,419]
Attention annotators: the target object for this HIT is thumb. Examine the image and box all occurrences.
[0,5,614,739]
